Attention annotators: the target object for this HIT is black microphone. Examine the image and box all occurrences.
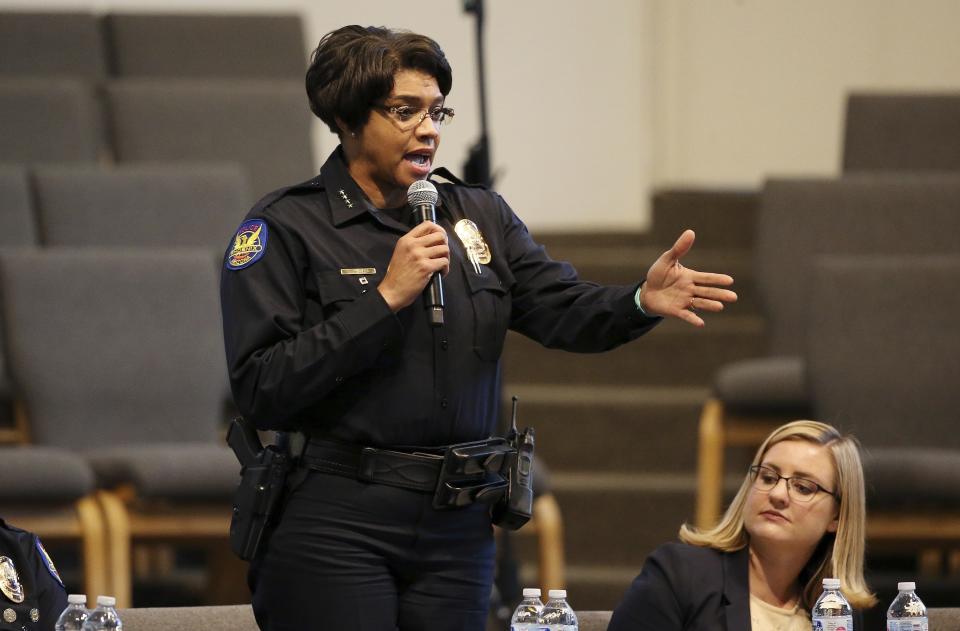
[407,180,444,327]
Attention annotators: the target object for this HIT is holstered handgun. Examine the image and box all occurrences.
[492,397,535,530]
[227,417,290,561]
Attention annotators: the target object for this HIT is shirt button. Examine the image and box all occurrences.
[440,339,449,350]
[335,376,344,384]
[440,398,449,409]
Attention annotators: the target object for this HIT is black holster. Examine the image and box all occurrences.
[227,417,292,561]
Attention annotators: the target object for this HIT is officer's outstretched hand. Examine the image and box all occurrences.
[378,221,450,312]
[639,229,737,327]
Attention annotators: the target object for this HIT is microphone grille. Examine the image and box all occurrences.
[407,179,438,206]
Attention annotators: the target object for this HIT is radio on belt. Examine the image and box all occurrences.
[492,396,535,530]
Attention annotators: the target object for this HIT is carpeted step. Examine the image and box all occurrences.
[503,384,707,474]
[651,189,759,250]
[502,316,767,386]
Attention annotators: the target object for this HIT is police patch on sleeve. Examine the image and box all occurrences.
[34,537,63,588]
[225,219,268,270]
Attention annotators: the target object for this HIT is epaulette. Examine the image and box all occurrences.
[429,167,488,189]
[249,175,325,216]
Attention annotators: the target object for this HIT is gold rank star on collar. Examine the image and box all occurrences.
[338,190,353,208]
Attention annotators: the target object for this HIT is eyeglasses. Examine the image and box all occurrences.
[749,465,839,502]
[374,104,455,130]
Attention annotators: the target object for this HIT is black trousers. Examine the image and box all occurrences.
[249,470,495,631]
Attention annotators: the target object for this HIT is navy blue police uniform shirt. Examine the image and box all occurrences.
[220,148,661,447]
[0,519,68,631]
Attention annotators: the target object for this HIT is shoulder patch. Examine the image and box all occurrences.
[34,537,63,588]
[225,219,269,270]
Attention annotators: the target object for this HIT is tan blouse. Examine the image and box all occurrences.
[749,594,811,631]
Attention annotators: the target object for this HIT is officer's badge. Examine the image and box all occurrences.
[225,219,268,270]
[35,537,63,587]
[454,219,491,274]
[0,556,23,603]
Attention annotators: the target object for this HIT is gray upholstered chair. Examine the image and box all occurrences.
[843,93,960,172]
[32,163,250,250]
[104,79,314,199]
[0,11,106,79]
[103,13,306,80]
[807,255,960,558]
[0,249,238,607]
[0,79,102,163]
[696,174,960,528]
[0,446,109,602]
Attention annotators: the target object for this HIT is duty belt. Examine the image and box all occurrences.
[299,437,513,509]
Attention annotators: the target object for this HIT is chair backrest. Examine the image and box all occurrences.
[843,93,960,172]
[32,163,250,249]
[105,79,314,199]
[755,174,960,355]
[0,165,37,246]
[0,249,225,448]
[807,255,960,447]
[104,13,306,79]
[0,11,106,79]
[0,78,102,163]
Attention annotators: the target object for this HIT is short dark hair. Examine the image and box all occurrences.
[305,25,453,136]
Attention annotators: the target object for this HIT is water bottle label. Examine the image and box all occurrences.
[813,616,853,631]
[887,618,928,631]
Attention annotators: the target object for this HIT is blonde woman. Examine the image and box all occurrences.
[608,420,876,631]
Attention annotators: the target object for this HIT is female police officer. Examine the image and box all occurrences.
[220,25,737,631]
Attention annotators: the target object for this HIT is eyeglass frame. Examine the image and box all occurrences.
[748,464,839,502]
[372,103,455,130]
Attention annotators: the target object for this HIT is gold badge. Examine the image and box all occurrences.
[2,608,14,623]
[0,557,24,603]
[454,219,491,274]
[30,608,39,622]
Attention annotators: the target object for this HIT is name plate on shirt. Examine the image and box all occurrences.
[340,268,376,275]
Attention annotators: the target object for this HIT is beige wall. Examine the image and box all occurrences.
[5,0,960,230]
[652,0,960,188]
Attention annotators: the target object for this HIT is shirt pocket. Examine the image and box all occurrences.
[314,270,377,313]
[462,265,515,361]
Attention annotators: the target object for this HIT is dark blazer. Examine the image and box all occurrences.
[608,542,751,631]
[608,542,864,631]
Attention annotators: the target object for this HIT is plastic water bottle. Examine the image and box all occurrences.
[510,587,544,631]
[811,578,853,631]
[55,594,89,631]
[887,582,928,631]
[540,589,578,631]
[81,596,122,631]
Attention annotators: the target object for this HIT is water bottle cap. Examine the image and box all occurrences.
[822,578,841,589]
[522,588,541,598]
[897,581,916,591]
[96,595,116,606]
[67,594,87,604]
[547,589,567,599]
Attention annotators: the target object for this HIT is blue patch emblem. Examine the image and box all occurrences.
[35,537,64,588]
[225,219,268,270]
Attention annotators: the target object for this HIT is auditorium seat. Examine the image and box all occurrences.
[103,13,306,79]
[0,249,238,606]
[0,11,106,79]
[32,163,249,250]
[0,79,102,164]
[808,255,960,554]
[843,93,960,172]
[695,174,960,528]
[0,447,109,600]
[104,79,314,200]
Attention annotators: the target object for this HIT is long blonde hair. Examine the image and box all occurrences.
[679,420,877,609]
